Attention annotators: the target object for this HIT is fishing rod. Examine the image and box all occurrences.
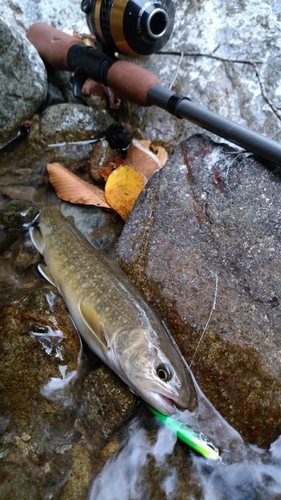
[26,0,281,166]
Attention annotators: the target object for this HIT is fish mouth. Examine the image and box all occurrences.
[148,392,186,416]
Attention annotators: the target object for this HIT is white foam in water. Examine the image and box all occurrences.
[89,417,182,500]
[151,422,177,467]
[88,403,281,499]
[89,357,280,499]
[160,468,178,500]
[89,419,154,500]
[270,435,281,461]
[191,440,281,500]
[41,368,78,395]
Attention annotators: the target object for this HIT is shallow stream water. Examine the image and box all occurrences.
[0,136,281,499]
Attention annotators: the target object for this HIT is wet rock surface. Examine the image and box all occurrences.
[0,282,143,499]
[117,134,281,448]
[28,103,109,147]
[0,462,40,500]
[0,104,111,192]
[0,285,82,436]
[81,365,138,438]
[60,202,123,251]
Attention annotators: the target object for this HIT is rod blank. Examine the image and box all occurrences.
[148,85,281,166]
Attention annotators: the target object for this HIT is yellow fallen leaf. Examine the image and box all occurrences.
[47,163,110,208]
[105,164,145,221]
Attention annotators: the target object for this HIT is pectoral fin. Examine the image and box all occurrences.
[38,263,57,287]
[79,300,108,349]
[29,226,44,254]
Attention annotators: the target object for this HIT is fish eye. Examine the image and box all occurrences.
[156,363,173,381]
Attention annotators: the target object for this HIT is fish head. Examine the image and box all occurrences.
[111,327,195,416]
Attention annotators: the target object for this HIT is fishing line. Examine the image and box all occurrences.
[190,271,218,367]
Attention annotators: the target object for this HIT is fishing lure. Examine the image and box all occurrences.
[147,405,220,460]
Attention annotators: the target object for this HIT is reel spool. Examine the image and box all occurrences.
[81,0,174,57]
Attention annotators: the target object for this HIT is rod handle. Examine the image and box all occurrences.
[26,22,82,70]
[26,23,161,106]
[107,60,160,106]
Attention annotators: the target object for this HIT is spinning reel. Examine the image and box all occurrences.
[81,0,175,57]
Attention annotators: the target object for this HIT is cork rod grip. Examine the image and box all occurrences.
[26,23,161,106]
[106,60,161,106]
[26,22,82,70]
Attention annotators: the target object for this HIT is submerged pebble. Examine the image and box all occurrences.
[0,462,40,500]
[0,200,38,254]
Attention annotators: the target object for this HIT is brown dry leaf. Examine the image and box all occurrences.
[150,143,169,167]
[126,139,163,180]
[125,139,169,179]
[105,164,145,221]
[47,163,110,208]
[138,140,168,167]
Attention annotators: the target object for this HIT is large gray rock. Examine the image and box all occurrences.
[117,134,281,449]
[0,17,47,148]
[123,1,281,146]
[0,0,83,33]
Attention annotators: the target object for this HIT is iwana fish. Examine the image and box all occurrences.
[30,206,196,415]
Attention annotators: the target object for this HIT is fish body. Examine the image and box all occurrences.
[30,206,196,415]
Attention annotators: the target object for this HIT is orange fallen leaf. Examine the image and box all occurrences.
[105,164,145,221]
[100,156,125,181]
[100,162,115,181]
[47,163,110,208]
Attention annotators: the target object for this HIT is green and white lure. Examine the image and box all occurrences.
[147,405,220,460]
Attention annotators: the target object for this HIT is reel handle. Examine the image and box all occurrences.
[26,23,161,106]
